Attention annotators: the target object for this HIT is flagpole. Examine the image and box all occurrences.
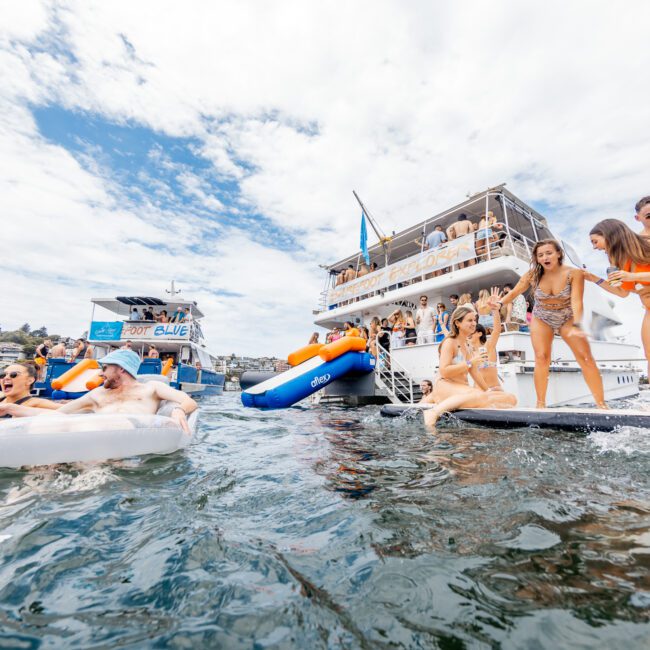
[352,190,390,267]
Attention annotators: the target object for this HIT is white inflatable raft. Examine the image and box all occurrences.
[0,408,199,469]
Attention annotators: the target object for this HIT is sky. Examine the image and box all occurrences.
[0,0,648,357]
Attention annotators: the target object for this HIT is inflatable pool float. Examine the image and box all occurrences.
[242,337,374,409]
[380,403,650,433]
[0,405,199,468]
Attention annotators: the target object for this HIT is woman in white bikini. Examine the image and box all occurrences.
[422,305,517,427]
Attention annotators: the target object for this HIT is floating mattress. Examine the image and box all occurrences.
[0,410,199,468]
[380,404,650,432]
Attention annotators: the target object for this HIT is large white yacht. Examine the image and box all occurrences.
[313,186,641,407]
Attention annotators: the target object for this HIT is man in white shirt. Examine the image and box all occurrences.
[415,295,436,344]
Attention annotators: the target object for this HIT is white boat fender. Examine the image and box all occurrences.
[0,402,199,469]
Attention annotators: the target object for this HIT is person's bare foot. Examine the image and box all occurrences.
[423,407,442,429]
[596,402,609,409]
[535,401,546,409]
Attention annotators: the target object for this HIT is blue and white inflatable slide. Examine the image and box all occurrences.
[241,343,375,409]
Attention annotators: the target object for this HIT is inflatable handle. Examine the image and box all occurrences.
[85,373,104,390]
[287,343,324,367]
[161,358,174,376]
[319,336,367,362]
[51,359,99,390]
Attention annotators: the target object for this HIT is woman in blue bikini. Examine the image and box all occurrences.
[491,239,606,409]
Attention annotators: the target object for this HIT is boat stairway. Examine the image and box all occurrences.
[375,343,421,405]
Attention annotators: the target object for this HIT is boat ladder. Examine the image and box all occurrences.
[375,342,421,405]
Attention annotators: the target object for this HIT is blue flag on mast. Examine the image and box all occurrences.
[360,211,370,264]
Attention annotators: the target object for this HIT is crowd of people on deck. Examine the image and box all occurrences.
[320,284,532,360]
[321,195,650,426]
[2,197,649,430]
[332,210,509,288]
[129,306,192,323]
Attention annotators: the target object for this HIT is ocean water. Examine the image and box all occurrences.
[0,393,649,648]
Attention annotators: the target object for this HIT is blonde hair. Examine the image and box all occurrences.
[458,293,474,306]
[447,306,477,339]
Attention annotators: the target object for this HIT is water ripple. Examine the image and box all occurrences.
[0,393,649,647]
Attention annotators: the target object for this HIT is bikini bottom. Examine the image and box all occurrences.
[532,305,573,334]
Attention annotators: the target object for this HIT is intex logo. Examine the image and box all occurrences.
[311,374,331,388]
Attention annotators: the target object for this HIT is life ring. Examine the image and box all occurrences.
[0,407,198,468]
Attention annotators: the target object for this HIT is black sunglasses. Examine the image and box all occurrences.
[1,371,25,379]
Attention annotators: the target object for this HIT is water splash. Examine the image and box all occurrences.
[588,426,650,455]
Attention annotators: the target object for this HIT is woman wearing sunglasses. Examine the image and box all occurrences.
[0,364,60,418]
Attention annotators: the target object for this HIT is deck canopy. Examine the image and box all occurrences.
[91,297,205,319]
[326,186,554,273]
[116,296,166,306]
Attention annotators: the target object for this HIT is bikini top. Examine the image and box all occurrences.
[0,395,32,418]
[534,273,572,309]
[621,259,650,292]
[451,344,468,366]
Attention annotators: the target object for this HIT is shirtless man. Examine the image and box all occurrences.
[419,379,433,403]
[0,350,197,433]
[49,340,67,358]
[344,264,357,283]
[446,214,475,267]
[635,196,650,239]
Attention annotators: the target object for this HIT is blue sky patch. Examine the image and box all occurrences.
[32,105,301,252]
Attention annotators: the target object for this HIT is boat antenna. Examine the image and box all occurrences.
[166,280,181,297]
[352,190,391,267]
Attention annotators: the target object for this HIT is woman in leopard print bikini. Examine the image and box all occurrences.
[491,239,606,409]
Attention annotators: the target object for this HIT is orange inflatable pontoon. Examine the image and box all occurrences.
[287,343,324,367]
[161,358,174,376]
[318,336,367,362]
[85,374,104,390]
[51,359,99,390]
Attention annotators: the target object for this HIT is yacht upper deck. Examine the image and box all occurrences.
[88,295,205,345]
[314,186,622,332]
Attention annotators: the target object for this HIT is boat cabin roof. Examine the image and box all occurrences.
[327,186,553,271]
[91,297,204,319]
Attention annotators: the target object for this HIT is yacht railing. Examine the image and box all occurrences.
[375,340,416,404]
[317,221,538,312]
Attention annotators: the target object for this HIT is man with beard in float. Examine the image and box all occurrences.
[0,350,197,433]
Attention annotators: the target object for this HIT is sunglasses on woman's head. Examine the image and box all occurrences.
[1,371,24,379]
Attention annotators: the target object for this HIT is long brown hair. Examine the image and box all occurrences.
[589,219,650,267]
[529,239,564,288]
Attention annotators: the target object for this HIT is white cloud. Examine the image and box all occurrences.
[1,0,649,357]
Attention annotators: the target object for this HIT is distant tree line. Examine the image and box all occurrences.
[0,323,66,358]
